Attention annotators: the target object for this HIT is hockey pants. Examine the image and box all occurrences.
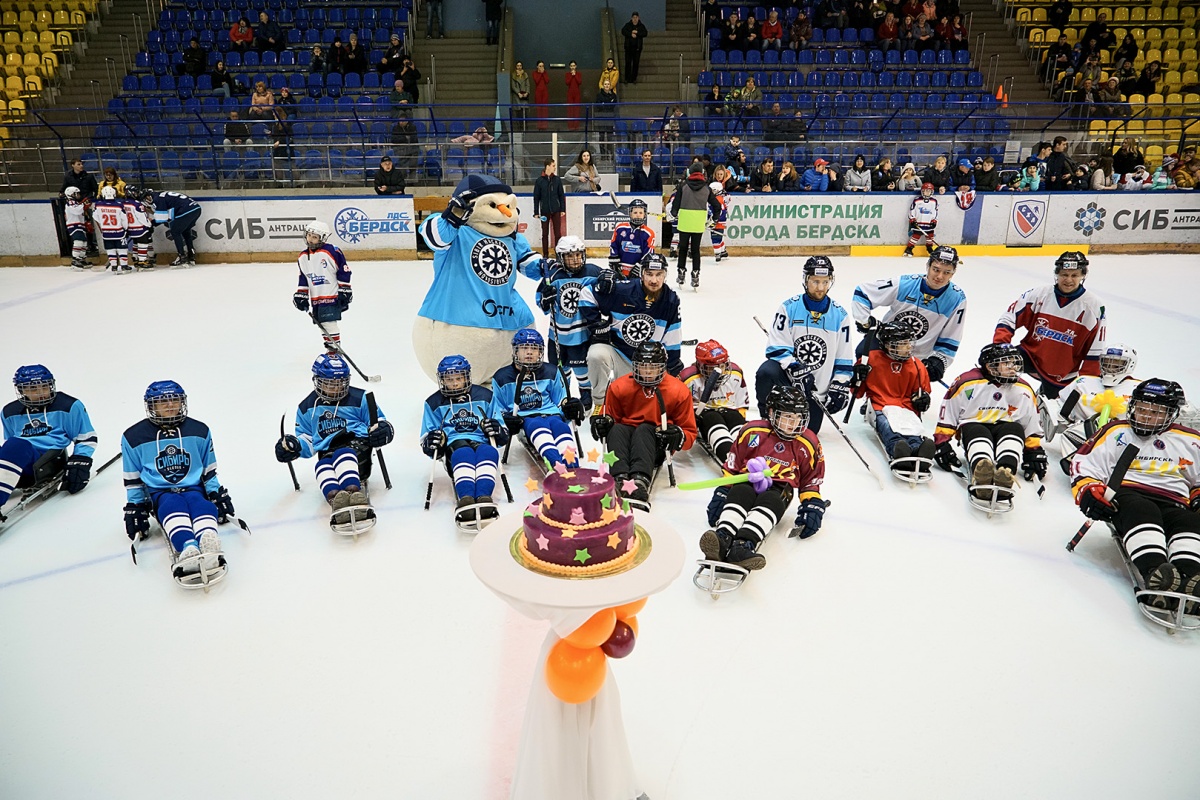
[676,231,702,275]
[448,440,498,500]
[716,483,793,546]
[152,488,219,554]
[169,207,200,257]
[960,421,1024,472]
[101,234,128,270]
[607,422,664,479]
[522,415,575,466]
[68,227,88,262]
[711,228,726,256]
[312,302,343,350]
[874,410,930,459]
[697,407,744,462]
[1113,490,1200,581]
[753,359,826,433]
[314,446,364,499]
[587,344,633,406]
[0,440,65,506]
[906,224,937,249]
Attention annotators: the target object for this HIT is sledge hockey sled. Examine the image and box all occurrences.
[864,407,933,487]
[1108,524,1200,634]
[0,451,66,530]
[329,483,376,538]
[948,462,1014,518]
[501,430,553,476]
[693,560,751,597]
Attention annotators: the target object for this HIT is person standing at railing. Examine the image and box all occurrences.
[533,158,566,258]
[398,57,421,104]
[510,61,530,126]
[565,61,582,131]
[599,58,619,91]
[620,12,647,84]
[532,60,550,130]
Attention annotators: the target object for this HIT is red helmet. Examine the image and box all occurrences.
[695,339,729,376]
[920,182,934,198]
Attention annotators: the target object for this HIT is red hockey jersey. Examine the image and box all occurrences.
[857,348,931,412]
[994,284,1105,388]
[604,373,698,450]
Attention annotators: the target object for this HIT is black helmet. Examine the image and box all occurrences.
[1128,378,1185,437]
[1054,250,1089,274]
[632,341,668,387]
[978,343,1023,385]
[876,321,914,360]
[802,255,834,278]
[639,251,669,274]
[765,385,809,439]
[928,245,959,268]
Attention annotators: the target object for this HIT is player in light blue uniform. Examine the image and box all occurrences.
[529,235,603,406]
[421,355,510,521]
[1,365,97,507]
[492,330,586,468]
[149,190,202,266]
[121,381,235,579]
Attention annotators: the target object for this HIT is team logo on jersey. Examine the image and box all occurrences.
[621,314,656,344]
[518,384,541,412]
[470,239,514,286]
[154,444,191,484]
[1074,202,1106,237]
[774,442,786,453]
[791,335,828,371]
[892,309,930,339]
[334,207,413,244]
[450,407,482,433]
[993,391,1003,401]
[1154,439,1166,450]
[1013,200,1046,239]
[748,433,761,449]
[20,419,51,438]
[558,281,583,315]
[316,410,348,439]
[1032,317,1076,344]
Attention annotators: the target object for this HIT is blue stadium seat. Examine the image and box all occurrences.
[920,49,936,65]
[833,49,849,65]
[781,49,796,65]
[746,50,761,65]
[902,49,917,65]
[797,49,813,65]
[885,49,900,65]
[931,71,948,88]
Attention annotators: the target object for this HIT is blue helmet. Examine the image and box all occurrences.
[512,329,545,369]
[14,364,55,408]
[437,355,471,397]
[144,380,188,427]
[312,354,351,401]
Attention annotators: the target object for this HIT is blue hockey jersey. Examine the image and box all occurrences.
[492,364,567,417]
[150,190,201,224]
[581,280,684,374]
[528,260,604,347]
[417,215,542,330]
[1,394,97,458]
[293,386,385,458]
[421,385,502,446]
[608,222,655,273]
[764,293,855,399]
[121,418,219,503]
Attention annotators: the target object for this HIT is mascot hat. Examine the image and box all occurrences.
[454,173,513,198]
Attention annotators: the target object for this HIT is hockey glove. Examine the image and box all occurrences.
[337,288,353,311]
[561,397,586,425]
[852,362,872,385]
[933,442,961,472]
[62,454,92,494]
[856,317,879,335]
[367,419,394,449]
[292,290,309,312]
[481,417,508,444]
[590,414,614,441]
[793,498,826,539]
[444,189,478,227]
[656,423,685,453]
[207,485,236,524]
[1078,482,1118,522]
[785,363,815,394]
[502,412,524,436]
[123,502,151,540]
[706,485,729,528]
[911,390,931,414]
[275,434,302,463]
[1022,446,1048,481]
[597,267,617,295]
[422,429,447,459]
[825,382,850,414]
[921,356,946,384]
[536,281,557,314]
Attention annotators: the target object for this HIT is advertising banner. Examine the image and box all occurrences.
[193,195,417,253]
[1037,193,1200,245]
[1007,196,1049,245]
[719,194,955,247]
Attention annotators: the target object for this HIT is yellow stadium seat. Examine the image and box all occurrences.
[1182,7,1196,23]
[69,9,84,25]
[1131,7,1146,22]
[1088,120,1107,138]
[36,9,51,25]
[1163,7,1178,22]
[1065,28,1078,44]
[1080,7,1095,22]
[1163,28,1179,45]
[1033,8,1047,22]
[1183,69,1199,86]
[1145,48,1162,63]
[18,10,34,25]
[55,30,72,47]
[1145,119,1163,137]
[52,9,68,24]
[1144,145,1163,165]
[1147,7,1163,22]
[3,76,22,100]
[22,74,42,95]
[1146,28,1163,45]
[4,53,19,69]
[1180,28,1197,45]
[1164,120,1181,138]
[1113,7,1129,22]
[0,11,13,26]
[7,98,24,117]
[21,31,37,45]
[1068,8,1080,22]
[22,52,39,70]
[1163,49,1180,64]
[1125,119,1145,135]
[39,51,58,77]
[1128,93,1146,104]
[1017,8,1030,22]
[1108,119,1124,133]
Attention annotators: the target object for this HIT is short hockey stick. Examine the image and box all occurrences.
[317,322,381,383]
[1066,443,1139,552]
[489,433,514,503]
[501,371,524,465]
[280,415,300,491]
[547,324,585,455]
[365,392,392,490]
[654,390,678,488]
[423,451,439,511]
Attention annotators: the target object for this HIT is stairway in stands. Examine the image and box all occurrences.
[616,0,705,107]
[959,0,1046,103]
[48,0,142,117]
[410,3,497,115]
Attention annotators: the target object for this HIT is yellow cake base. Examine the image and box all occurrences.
[511,525,653,579]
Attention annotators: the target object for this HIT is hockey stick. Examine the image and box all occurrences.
[280,415,300,491]
[3,452,119,526]
[1066,443,1138,552]
[501,371,524,465]
[846,325,877,423]
[654,389,678,488]
[316,322,381,383]
[365,392,392,490]
[423,450,439,511]
[488,433,514,502]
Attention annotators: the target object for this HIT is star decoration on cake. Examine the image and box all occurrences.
[621,479,638,494]
[536,534,550,551]
[543,492,554,508]
[591,475,607,484]
[553,462,569,476]
[569,507,586,525]
[566,484,585,494]
[574,548,592,564]
[603,451,619,466]
[523,507,534,518]
[607,532,621,549]
[563,445,578,464]
[625,535,636,552]
[600,493,614,509]
[587,447,601,463]
[524,477,539,493]
[601,506,620,524]
[562,471,576,479]
[560,527,577,539]
[622,499,631,513]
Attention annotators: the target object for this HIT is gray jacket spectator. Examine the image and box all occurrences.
[630,150,663,192]
[845,157,872,191]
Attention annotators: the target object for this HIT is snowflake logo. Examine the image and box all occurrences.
[792,334,829,370]
[470,239,513,286]
[892,309,930,340]
[621,314,656,344]
[1073,202,1106,237]
[559,281,583,314]
[334,207,368,243]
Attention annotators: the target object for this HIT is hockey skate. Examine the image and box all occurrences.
[963,458,1013,517]
[1107,527,1200,633]
[454,495,498,534]
[169,255,189,267]
[169,532,228,591]
[693,530,750,598]
[903,246,914,257]
[676,267,686,288]
[690,270,700,291]
[70,258,90,270]
[329,488,376,538]
[714,251,728,263]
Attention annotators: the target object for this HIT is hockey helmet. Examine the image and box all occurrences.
[877,321,914,361]
[927,245,959,269]
[62,186,81,201]
[765,385,809,440]
[436,354,471,397]
[13,364,56,408]
[554,234,587,272]
[632,341,668,387]
[639,251,669,274]
[305,220,332,246]
[100,185,118,200]
[1053,250,1089,275]
[694,339,729,378]
[627,198,648,226]
[1098,343,1137,387]
[978,343,1022,385]
[802,255,835,295]
[123,184,141,202]
[144,380,188,428]
[312,354,351,401]
[511,328,545,370]
[708,180,726,197]
[920,182,934,199]
[1128,378,1185,437]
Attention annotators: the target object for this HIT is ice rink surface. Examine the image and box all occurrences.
[2,252,1199,800]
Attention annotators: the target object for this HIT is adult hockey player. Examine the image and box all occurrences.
[150,189,202,267]
[669,163,722,290]
[275,354,393,528]
[755,256,854,432]
[994,251,1105,398]
[582,252,683,415]
[589,342,696,508]
[933,343,1046,501]
[62,186,91,269]
[903,182,939,257]
[608,198,655,278]
[92,185,129,274]
[1,365,98,508]
[528,235,602,406]
[491,330,586,468]
[1072,378,1200,605]
[856,322,935,478]
[121,381,236,582]
[700,386,826,571]
[679,339,748,462]
[851,245,967,384]
[122,185,155,269]
[292,221,353,354]
[420,355,510,524]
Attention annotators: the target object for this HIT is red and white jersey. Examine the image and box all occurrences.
[934,368,1042,447]
[710,193,728,230]
[64,199,88,231]
[994,284,1105,387]
[91,199,127,236]
[909,196,939,226]
[679,362,748,412]
[725,421,824,500]
[123,198,151,235]
[1071,420,1200,507]
[295,243,351,306]
[1065,375,1140,424]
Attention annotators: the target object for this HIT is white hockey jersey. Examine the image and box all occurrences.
[296,243,351,306]
[764,293,854,401]
[680,363,749,412]
[851,273,968,368]
[91,199,126,237]
[933,368,1042,447]
[1072,420,1200,507]
[1064,375,1140,424]
[909,197,939,227]
[994,284,1105,388]
[64,199,88,231]
[123,198,151,235]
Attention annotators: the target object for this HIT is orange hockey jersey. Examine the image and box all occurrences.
[857,348,931,412]
[604,373,699,450]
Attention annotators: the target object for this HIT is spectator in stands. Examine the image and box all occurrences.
[223,110,252,150]
[783,110,807,142]
[849,0,869,28]
[532,158,566,256]
[661,106,690,143]
[727,151,752,192]
[845,155,872,191]
[898,15,917,51]
[818,0,849,30]
[567,149,601,193]
[897,162,920,191]
[229,17,254,53]
[248,81,274,120]
[900,0,921,18]
[1067,163,1091,191]
[1047,0,1072,30]
[1114,61,1138,97]
[704,83,724,118]
[379,33,406,76]
[723,12,747,53]
[1113,138,1144,176]
[391,117,418,172]
[399,57,421,104]
[773,161,796,192]
[1067,78,1098,120]
[868,0,888,24]
[328,38,347,76]
[951,158,974,190]
[211,60,235,99]
[511,61,530,120]
[594,77,619,143]
[826,163,844,192]
[921,155,951,194]
[621,12,648,84]
[374,155,407,195]
[877,12,900,52]
[343,33,368,76]
[760,10,783,51]
[788,11,812,51]
[912,13,935,52]
[270,109,293,160]
[1082,12,1115,52]
[310,45,327,76]
[920,0,936,21]
[99,167,126,197]
[630,150,663,193]
[1031,141,1051,178]
[1147,162,1175,191]
[390,79,414,108]
[1096,77,1126,117]
[1043,136,1075,190]
[800,158,830,191]
[750,158,779,192]
[1112,35,1138,74]
[59,158,98,200]
[426,0,445,39]
[743,15,760,51]
[763,102,787,144]
[1042,34,1072,83]
[255,11,284,54]
[740,76,763,117]
[277,86,297,108]
[702,0,722,32]
[943,14,968,52]
[1135,61,1162,98]
[180,37,207,78]
[532,61,550,130]
[483,0,503,45]
[1120,164,1150,190]
[1016,161,1041,192]
[600,58,620,91]
[974,156,1000,191]
[566,61,583,131]
[871,157,895,191]
[723,135,743,166]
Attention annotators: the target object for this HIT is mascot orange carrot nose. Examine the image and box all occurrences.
[496,203,513,217]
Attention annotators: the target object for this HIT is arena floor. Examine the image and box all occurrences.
[1,252,1198,799]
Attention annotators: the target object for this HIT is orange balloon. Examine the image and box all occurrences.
[624,615,639,639]
[545,640,607,704]
[612,598,646,620]
[564,608,617,649]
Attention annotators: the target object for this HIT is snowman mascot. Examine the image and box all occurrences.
[414,174,545,384]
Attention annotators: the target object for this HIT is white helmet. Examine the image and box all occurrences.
[709,181,726,196]
[1098,343,1137,387]
[555,235,587,271]
[305,220,331,244]
[99,185,117,200]
[63,186,81,200]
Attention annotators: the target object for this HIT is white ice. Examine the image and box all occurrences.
[1,252,1199,800]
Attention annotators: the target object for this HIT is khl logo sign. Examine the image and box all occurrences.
[334,207,413,244]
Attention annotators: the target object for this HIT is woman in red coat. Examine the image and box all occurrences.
[532,60,550,130]
[565,60,582,131]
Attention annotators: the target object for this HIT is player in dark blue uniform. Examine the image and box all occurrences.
[491,330,586,469]
[150,190,202,266]
[1,365,98,509]
[607,199,656,277]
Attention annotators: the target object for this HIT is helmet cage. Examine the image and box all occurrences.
[438,367,471,397]
[145,392,188,428]
[1099,348,1136,387]
[15,376,56,408]
[313,374,350,402]
[1129,399,1177,437]
[984,353,1023,384]
[513,341,544,370]
[633,360,666,387]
